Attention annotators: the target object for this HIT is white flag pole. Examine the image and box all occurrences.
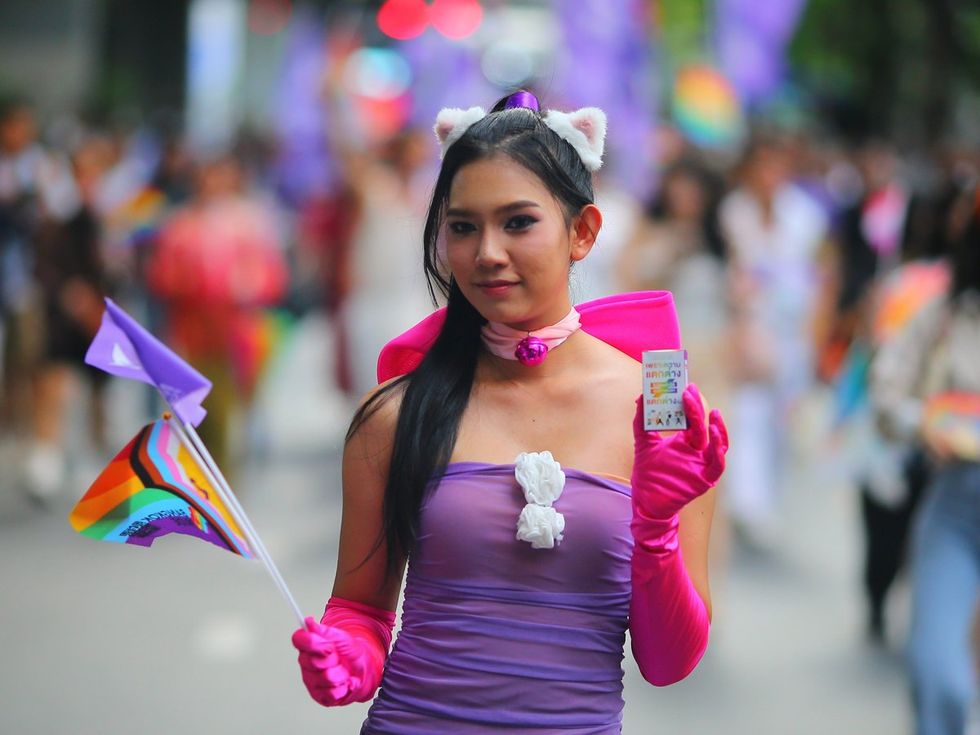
[166,416,304,626]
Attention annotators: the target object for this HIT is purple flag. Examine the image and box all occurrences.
[715,0,808,106]
[85,298,212,426]
[552,0,660,199]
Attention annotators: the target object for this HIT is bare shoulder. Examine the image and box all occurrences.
[582,334,643,407]
[557,334,641,477]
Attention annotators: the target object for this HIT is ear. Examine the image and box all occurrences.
[569,204,603,262]
[544,107,607,171]
[433,107,486,158]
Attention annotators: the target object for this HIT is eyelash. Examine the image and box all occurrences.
[506,215,537,231]
[448,221,475,235]
[447,216,537,235]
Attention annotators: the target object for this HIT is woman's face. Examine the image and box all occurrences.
[444,154,597,331]
[745,146,791,201]
[663,171,706,221]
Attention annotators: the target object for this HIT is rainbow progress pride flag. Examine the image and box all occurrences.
[70,420,253,557]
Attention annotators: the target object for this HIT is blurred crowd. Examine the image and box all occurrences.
[1,91,978,731]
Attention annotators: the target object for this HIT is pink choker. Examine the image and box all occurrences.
[481,308,581,366]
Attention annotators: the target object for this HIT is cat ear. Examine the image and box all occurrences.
[433,107,486,158]
[543,107,607,171]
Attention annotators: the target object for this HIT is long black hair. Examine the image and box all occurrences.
[644,158,726,261]
[950,186,980,298]
[347,92,597,580]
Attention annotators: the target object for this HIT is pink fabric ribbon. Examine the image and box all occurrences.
[377,291,681,382]
[480,308,581,361]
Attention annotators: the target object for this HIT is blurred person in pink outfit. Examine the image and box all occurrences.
[720,137,828,547]
[147,153,288,470]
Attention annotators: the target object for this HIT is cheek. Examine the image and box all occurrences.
[522,243,572,286]
[445,236,466,264]
[445,238,476,281]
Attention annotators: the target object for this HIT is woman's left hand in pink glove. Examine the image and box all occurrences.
[631,383,728,525]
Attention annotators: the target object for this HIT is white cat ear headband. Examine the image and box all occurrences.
[433,93,607,172]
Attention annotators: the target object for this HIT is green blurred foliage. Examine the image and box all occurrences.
[790,0,980,142]
[656,0,711,68]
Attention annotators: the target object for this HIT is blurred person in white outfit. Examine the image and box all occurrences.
[720,138,828,545]
[336,129,433,398]
[617,158,729,407]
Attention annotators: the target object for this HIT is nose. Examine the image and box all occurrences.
[475,230,508,268]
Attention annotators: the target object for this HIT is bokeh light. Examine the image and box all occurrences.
[247,0,292,35]
[481,41,534,88]
[343,48,413,101]
[430,0,483,41]
[377,0,430,41]
[672,64,743,149]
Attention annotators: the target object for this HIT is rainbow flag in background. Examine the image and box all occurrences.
[108,187,167,248]
[70,420,253,558]
[924,392,980,462]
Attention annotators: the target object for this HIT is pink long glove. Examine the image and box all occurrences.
[291,596,396,706]
[629,384,728,686]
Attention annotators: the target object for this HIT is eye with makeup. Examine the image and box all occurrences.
[447,221,476,236]
[447,214,537,236]
[504,214,538,231]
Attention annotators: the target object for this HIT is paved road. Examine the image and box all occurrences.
[0,313,910,734]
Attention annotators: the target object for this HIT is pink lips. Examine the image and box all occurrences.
[476,280,518,296]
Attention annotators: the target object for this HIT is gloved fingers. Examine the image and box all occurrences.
[633,395,664,445]
[293,616,332,650]
[322,625,356,650]
[325,663,352,685]
[704,421,727,485]
[320,669,353,702]
[298,648,341,672]
[292,627,339,658]
[308,676,352,706]
[708,408,729,454]
[319,626,366,669]
[292,627,322,653]
[681,384,708,450]
[305,615,328,635]
[346,676,365,702]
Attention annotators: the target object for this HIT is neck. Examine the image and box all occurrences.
[481,306,581,367]
[480,329,589,384]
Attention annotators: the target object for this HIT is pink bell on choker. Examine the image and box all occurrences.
[515,336,549,366]
[481,308,581,365]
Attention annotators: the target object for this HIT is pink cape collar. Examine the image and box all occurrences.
[376,291,680,383]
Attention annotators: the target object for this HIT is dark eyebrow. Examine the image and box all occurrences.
[446,201,542,218]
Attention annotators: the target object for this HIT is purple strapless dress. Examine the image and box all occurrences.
[361,462,634,734]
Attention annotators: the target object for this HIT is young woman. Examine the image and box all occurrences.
[292,92,728,734]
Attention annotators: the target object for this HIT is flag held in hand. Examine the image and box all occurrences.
[84,298,211,426]
[70,419,254,558]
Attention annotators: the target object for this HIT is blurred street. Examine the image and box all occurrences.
[3,3,979,731]
[0,313,910,735]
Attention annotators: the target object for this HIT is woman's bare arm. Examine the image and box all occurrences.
[331,388,406,611]
[678,487,716,619]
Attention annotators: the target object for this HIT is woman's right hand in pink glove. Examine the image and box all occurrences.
[631,383,728,524]
[292,616,366,707]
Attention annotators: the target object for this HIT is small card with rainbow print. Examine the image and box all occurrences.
[642,349,688,432]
